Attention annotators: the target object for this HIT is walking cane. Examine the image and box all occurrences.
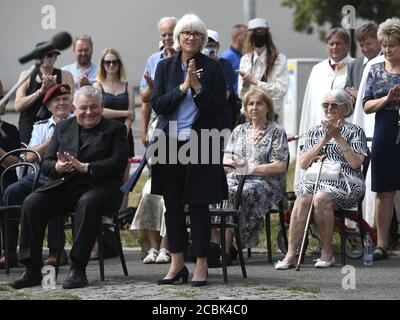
[296,155,326,271]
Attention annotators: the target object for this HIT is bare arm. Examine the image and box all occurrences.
[139,72,153,103]
[141,102,152,146]
[14,71,41,112]
[334,135,364,170]
[124,84,136,134]
[26,138,51,162]
[299,137,328,170]
[364,84,400,114]
[248,160,287,176]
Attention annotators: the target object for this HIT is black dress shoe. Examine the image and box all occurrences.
[157,266,189,285]
[191,271,208,287]
[62,267,88,289]
[9,270,42,289]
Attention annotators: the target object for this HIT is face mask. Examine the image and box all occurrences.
[253,34,267,48]
[202,47,218,59]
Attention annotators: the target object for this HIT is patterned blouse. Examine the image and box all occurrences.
[296,122,368,209]
[224,121,289,247]
[226,121,288,199]
[363,62,400,111]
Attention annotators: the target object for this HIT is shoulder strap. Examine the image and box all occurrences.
[97,82,105,93]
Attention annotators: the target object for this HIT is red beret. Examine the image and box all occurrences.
[43,84,71,105]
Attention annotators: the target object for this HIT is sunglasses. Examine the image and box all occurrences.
[322,102,342,109]
[103,59,119,66]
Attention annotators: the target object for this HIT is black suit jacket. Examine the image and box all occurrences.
[40,117,128,199]
[150,51,228,205]
[345,56,365,90]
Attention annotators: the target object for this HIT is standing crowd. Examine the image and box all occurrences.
[0,13,399,289]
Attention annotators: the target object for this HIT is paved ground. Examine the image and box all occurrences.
[0,248,399,301]
[2,108,400,302]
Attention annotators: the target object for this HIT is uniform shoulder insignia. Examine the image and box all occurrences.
[34,119,49,126]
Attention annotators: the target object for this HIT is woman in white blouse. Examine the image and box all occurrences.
[238,18,288,117]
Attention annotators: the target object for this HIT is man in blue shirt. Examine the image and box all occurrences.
[62,35,97,90]
[221,24,248,98]
[2,84,72,269]
[139,17,177,147]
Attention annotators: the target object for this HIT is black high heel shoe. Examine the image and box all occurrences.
[157,266,189,285]
[191,271,208,287]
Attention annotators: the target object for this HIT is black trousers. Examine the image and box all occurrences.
[156,139,211,258]
[2,174,65,254]
[19,180,122,268]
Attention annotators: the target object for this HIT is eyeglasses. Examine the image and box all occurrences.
[181,31,203,40]
[103,60,119,66]
[322,102,342,109]
[44,52,58,58]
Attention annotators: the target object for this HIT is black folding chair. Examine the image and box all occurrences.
[335,148,371,266]
[0,148,41,274]
[55,211,128,281]
[185,150,248,283]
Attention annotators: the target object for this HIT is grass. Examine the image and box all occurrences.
[175,290,200,299]
[287,286,321,294]
[0,284,81,300]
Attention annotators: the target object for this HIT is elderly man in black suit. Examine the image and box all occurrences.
[10,86,128,289]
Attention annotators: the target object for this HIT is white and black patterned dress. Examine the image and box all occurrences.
[226,121,289,248]
[295,122,368,209]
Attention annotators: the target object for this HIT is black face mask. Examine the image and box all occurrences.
[252,34,267,47]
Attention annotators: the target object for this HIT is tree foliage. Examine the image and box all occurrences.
[282,0,400,41]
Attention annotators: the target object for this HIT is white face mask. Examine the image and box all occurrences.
[202,47,219,59]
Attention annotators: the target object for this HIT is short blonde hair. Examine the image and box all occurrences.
[96,48,127,82]
[377,17,400,45]
[243,87,275,122]
[173,14,208,52]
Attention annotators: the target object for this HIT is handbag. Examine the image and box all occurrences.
[305,159,341,181]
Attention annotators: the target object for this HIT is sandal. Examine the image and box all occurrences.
[372,247,388,261]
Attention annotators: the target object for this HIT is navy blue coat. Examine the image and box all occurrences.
[150,51,228,205]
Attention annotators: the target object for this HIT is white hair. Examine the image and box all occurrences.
[73,85,103,105]
[158,17,177,31]
[323,89,354,118]
[173,14,208,52]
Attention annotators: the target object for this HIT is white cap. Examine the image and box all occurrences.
[248,18,269,30]
[207,29,220,43]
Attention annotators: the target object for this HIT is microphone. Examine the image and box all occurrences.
[19,32,72,64]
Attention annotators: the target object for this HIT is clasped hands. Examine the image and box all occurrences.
[39,75,57,95]
[321,117,343,141]
[180,59,201,94]
[239,70,257,87]
[387,84,400,102]
[55,152,88,174]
